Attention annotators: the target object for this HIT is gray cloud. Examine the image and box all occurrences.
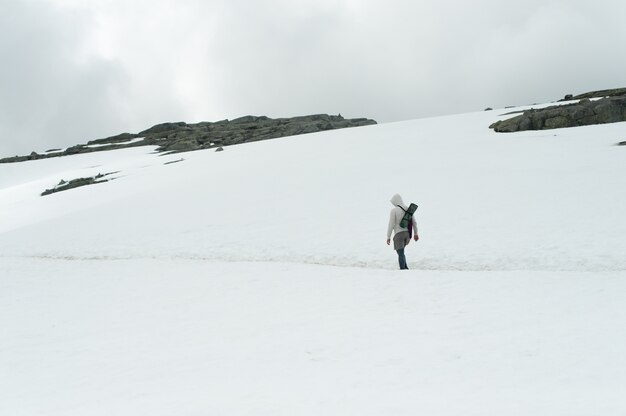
[1,0,625,156]
[0,1,132,154]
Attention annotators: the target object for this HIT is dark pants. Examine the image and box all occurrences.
[396,248,408,270]
[393,231,410,270]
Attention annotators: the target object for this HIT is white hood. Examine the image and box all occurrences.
[390,193,406,209]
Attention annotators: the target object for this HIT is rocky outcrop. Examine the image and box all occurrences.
[1,114,377,163]
[490,94,626,133]
[139,114,376,153]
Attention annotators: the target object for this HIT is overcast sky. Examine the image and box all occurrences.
[1,0,625,155]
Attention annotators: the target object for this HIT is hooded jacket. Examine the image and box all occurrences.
[387,193,418,239]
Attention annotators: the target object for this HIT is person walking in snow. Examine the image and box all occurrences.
[386,193,419,270]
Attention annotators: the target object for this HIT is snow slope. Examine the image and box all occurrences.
[1,107,625,270]
[3,259,625,416]
[2,105,626,415]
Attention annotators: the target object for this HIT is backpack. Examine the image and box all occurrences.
[398,203,418,233]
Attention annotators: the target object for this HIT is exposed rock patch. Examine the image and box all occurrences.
[490,94,626,133]
[1,114,376,163]
[41,172,117,196]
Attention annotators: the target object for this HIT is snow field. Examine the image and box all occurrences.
[2,258,625,415]
[1,104,626,415]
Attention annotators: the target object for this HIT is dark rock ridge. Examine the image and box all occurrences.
[1,114,377,163]
[490,91,626,133]
[559,88,626,101]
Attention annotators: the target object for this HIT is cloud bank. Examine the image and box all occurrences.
[1,0,625,155]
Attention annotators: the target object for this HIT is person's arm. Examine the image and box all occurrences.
[412,216,419,241]
[386,210,394,245]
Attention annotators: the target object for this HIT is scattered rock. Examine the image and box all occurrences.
[215,147,224,152]
[231,115,269,124]
[65,145,87,155]
[0,155,29,163]
[618,141,626,146]
[484,107,493,111]
[164,158,185,165]
[139,122,187,136]
[88,132,139,146]
[166,139,201,152]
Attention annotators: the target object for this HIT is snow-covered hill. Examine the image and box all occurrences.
[2,105,626,415]
[1,105,625,270]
